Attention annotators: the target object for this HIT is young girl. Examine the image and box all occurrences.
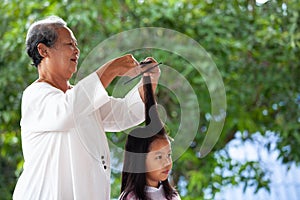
[119,71,181,200]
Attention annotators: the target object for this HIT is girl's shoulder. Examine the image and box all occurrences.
[173,193,182,200]
[146,185,181,200]
[118,191,138,200]
[119,187,181,200]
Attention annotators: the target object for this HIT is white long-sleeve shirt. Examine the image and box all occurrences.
[13,72,145,200]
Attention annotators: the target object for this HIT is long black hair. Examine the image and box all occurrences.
[120,75,178,200]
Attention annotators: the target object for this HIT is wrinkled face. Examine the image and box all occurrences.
[145,138,172,188]
[45,27,80,80]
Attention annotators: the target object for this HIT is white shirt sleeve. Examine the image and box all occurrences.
[98,84,145,132]
[21,72,110,132]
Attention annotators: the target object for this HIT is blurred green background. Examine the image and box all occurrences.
[0,0,299,199]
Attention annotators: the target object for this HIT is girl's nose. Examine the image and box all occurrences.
[163,157,172,167]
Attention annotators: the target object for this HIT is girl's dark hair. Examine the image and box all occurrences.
[25,16,66,67]
[120,75,178,200]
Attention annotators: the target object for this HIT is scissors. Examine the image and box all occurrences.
[124,61,162,85]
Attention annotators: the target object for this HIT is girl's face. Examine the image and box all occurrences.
[145,138,172,188]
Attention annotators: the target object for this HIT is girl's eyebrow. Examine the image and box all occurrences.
[153,149,172,155]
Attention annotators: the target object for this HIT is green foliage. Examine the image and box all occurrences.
[1,0,299,199]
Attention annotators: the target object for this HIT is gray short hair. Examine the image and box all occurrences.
[26,16,67,67]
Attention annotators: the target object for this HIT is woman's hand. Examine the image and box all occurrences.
[109,54,140,77]
[96,54,161,90]
[137,57,161,102]
[96,54,139,88]
[140,57,161,85]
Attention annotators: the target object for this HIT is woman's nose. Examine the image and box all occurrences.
[74,46,80,55]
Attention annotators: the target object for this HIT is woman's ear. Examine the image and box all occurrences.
[37,43,48,58]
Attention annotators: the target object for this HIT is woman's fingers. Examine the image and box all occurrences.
[112,55,161,83]
[112,54,139,76]
[141,58,160,78]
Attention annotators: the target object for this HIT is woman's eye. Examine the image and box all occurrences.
[67,43,75,46]
[156,155,162,160]
[168,153,172,158]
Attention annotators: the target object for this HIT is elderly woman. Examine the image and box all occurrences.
[13,16,160,200]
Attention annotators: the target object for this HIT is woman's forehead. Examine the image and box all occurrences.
[57,27,77,41]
